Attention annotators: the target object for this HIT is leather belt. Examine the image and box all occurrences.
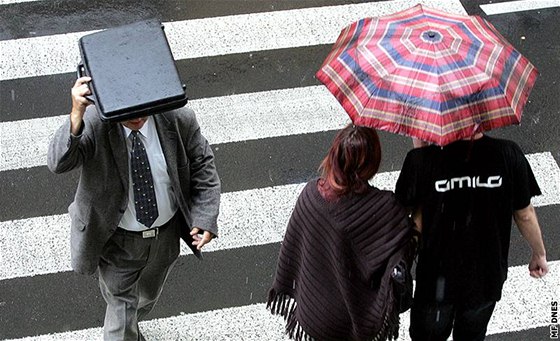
[117,212,177,239]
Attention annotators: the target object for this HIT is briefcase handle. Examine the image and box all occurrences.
[77,62,96,103]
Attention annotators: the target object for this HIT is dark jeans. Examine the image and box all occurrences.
[410,300,496,341]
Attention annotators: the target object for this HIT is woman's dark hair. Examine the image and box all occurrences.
[318,124,381,200]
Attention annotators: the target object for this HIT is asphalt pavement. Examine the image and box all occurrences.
[0,0,558,340]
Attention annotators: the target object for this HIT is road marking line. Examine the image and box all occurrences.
[0,0,37,4]
[0,86,349,171]
[5,261,558,340]
[481,0,560,15]
[0,152,557,280]
[525,152,560,207]
[1,0,555,339]
[0,0,466,81]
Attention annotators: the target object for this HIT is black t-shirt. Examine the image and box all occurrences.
[395,136,541,305]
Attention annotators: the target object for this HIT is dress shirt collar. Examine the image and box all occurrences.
[122,117,153,140]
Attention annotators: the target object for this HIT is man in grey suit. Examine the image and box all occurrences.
[47,76,221,340]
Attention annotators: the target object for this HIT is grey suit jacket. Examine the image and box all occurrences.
[47,106,221,275]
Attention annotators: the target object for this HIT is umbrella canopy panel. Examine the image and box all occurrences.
[317,4,538,146]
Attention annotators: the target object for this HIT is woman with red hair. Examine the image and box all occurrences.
[268,124,415,341]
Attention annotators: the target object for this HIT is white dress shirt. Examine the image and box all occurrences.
[119,117,177,231]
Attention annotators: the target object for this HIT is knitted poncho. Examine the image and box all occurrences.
[268,179,412,341]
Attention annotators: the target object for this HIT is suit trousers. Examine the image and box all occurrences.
[98,213,181,341]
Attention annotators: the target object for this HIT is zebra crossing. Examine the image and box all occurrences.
[1,0,558,340]
[1,151,559,281]
[3,262,558,341]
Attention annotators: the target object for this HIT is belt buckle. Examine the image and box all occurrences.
[142,228,158,239]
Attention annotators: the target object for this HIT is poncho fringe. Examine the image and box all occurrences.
[267,287,402,341]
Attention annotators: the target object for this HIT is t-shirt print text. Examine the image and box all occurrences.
[435,175,503,192]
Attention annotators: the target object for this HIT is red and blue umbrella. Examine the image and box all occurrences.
[316,4,538,146]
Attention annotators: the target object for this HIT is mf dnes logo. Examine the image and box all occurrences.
[435,175,502,192]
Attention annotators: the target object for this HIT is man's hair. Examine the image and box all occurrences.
[319,124,381,199]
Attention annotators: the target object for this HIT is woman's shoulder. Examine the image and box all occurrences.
[365,186,407,212]
[301,178,324,201]
[366,185,395,199]
[299,178,338,210]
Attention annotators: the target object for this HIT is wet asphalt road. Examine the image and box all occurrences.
[0,0,558,340]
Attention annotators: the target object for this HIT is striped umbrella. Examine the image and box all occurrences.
[316,4,538,146]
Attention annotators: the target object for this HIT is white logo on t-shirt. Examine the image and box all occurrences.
[435,175,502,192]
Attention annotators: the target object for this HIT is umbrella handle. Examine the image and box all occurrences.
[470,121,481,139]
[465,121,482,162]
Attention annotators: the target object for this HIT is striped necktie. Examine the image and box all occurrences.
[130,130,159,227]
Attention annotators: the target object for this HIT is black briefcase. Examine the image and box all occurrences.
[77,20,188,122]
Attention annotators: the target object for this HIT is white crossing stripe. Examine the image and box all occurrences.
[0,1,557,340]
[0,152,558,281]
[481,0,560,15]
[525,152,560,207]
[0,86,349,171]
[0,0,466,81]
[0,0,36,4]
[5,261,558,340]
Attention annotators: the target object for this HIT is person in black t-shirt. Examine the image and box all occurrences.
[395,133,548,341]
